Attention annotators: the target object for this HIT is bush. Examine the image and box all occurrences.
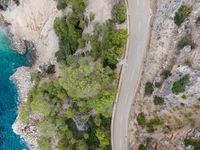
[37,137,52,150]
[146,117,162,133]
[138,144,146,150]
[57,0,71,10]
[174,5,192,26]
[172,75,189,94]
[46,65,56,74]
[136,113,146,128]
[18,103,29,124]
[184,138,200,150]
[176,36,192,50]
[153,96,164,105]
[144,82,154,96]
[196,17,200,26]
[112,1,127,24]
[89,13,95,22]
[161,69,172,79]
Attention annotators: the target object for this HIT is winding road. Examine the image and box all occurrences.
[111,0,151,150]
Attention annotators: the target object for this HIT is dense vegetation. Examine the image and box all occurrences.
[176,36,192,50]
[138,144,146,150]
[184,138,200,150]
[136,113,162,133]
[172,75,189,94]
[111,1,127,24]
[153,96,164,105]
[174,5,192,26]
[19,0,127,149]
[161,69,171,79]
[144,82,154,96]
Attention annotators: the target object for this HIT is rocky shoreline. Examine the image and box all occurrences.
[0,0,61,149]
[0,11,38,149]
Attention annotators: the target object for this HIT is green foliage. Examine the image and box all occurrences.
[19,0,128,149]
[59,56,116,117]
[161,69,171,79]
[176,36,192,50]
[89,13,95,22]
[137,113,162,133]
[112,1,127,24]
[18,103,29,124]
[172,75,189,94]
[103,47,123,68]
[174,5,192,26]
[54,0,86,58]
[54,16,83,56]
[144,82,154,96]
[38,137,52,150]
[181,94,187,99]
[75,140,88,150]
[57,0,71,9]
[184,138,200,150]
[46,65,56,74]
[96,128,110,148]
[153,96,164,105]
[90,21,127,68]
[137,113,146,128]
[30,72,40,83]
[37,120,57,138]
[146,117,162,133]
[14,0,20,6]
[138,144,146,150]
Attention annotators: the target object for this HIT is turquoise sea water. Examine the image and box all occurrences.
[0,31,29,150]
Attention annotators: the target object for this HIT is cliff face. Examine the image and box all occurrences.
[2,0,62,67]
[128,0,200,149]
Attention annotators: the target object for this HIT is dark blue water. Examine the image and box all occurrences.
[0,30,29,150]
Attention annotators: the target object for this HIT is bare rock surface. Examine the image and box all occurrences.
[128,0,200,149]
[2,0,62,68]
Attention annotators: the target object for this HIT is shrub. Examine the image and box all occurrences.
[176,36,192,50]
[144,82,154,96]
[181,94,187,99]
[57,0,71,10]
[18,103,29,124]
[46,65,56,74]
[184,138,200,150]
[153,96,164,105]
[89,13,95,22]
[136,113,146,128]
[174,5,192,26]
[37,137,52,150]
[112,1,127,24]
[146,117,162,133]
[138,144,146,150]
[161,69,172,79]
[196,17,200,26]
[172,75,189,94]
[155,82,162,88]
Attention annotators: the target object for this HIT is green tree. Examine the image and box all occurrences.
[112,1,127,24]
[144,82,154,96]
[137,113,146,128]
[172,75,189,94]
[153,96,164,105]
[96,128,110,148]
[38,137,52,150]
[37,120,56,138]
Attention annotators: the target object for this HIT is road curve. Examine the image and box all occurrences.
[111,0,151,150]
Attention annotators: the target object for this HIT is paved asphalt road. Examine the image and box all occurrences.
[111,0,151,150]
